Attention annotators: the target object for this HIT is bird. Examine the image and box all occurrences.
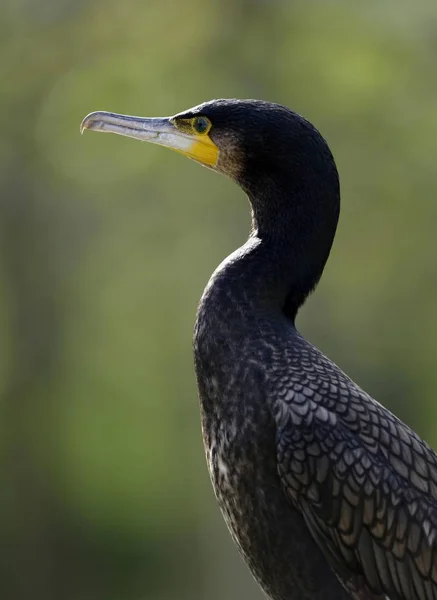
[81,99,437,600]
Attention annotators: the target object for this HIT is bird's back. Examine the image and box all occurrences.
[274,330,437,600]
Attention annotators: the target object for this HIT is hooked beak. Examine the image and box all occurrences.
[80,111,219,168]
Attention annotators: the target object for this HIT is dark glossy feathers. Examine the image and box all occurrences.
[275,332,437,600]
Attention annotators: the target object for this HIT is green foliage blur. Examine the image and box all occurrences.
[1,0,437,598]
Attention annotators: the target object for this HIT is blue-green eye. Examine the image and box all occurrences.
[193,116,210,134]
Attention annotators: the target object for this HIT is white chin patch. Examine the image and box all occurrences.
[157,132,194,152]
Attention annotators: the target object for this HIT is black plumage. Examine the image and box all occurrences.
[81,99,437,600]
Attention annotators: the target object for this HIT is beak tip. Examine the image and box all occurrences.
[80,111,105,136]
[80,114,92,135]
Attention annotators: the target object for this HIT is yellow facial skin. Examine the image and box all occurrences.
[80,111,219,169]
[170,116,218,167]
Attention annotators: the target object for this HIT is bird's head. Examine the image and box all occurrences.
[81,99,338,205]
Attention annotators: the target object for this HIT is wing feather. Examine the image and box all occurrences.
[275,340,437,600]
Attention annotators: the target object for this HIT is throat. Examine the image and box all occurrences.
[197,233,322,326]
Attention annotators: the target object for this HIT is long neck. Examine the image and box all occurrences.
[199,174,339,324]
[249,180,339,320]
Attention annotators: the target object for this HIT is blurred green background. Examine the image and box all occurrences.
[1,0,437,598]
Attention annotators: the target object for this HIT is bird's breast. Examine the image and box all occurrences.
[194,302,351,600]
[200,378,279,561]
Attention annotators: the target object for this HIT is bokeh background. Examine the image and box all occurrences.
[1,0,437,598]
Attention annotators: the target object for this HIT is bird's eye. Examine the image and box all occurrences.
[193,116,211,135]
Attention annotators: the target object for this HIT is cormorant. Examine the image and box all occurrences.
[81,100,437,600]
